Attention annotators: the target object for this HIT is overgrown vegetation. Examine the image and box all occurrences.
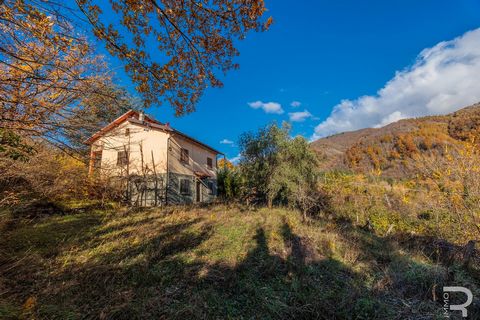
[2,110,480,318]
[218,123,321,219]
[311,105,480,246]
[1,202,478,319]
[4,1,479,318]
[0,142,126,208]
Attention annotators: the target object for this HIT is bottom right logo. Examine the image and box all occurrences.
[443,286,473,318]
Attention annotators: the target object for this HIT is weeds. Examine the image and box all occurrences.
[1,202,478,319]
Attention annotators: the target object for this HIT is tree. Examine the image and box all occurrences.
[1,0,271,156]
[238,123,288,207]
[76,0,272,114]
[1,0,271,116]
[273,136,321,219]
[416,140,480,240]
[0,1,136,157]
[218,158,234,170]
[238,123,319,212]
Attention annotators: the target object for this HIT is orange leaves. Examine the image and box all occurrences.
[394,133,418,157]
[77,0,271,115]
[264,16,274,29]
[0,1,118,146]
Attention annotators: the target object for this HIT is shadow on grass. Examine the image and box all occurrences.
[329,217,480,318]
[2,205,478,319]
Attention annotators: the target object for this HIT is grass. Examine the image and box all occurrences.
[0,202,479,319]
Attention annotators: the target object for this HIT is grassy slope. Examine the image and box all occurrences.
[0,203,478,319]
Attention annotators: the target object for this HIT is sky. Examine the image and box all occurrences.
[103,0,480,162]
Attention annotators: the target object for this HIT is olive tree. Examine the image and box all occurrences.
[238,123,321,216]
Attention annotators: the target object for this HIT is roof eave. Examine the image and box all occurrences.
[172,129,222,155]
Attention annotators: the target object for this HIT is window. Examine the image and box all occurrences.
[92,151,102,172]
[207,157,213,169]
[180,179,191,195]
[207,181,214,195]
[117,150,128,166]
[180,148,189,164]
[125,128,130,136]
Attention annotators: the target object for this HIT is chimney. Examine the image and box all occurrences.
[138,111,145,123]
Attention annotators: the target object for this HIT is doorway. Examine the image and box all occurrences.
[196,180,201,202]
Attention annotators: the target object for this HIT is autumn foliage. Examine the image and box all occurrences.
[76,0,272,114]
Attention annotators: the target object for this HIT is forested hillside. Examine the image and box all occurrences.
[312,103,480,178]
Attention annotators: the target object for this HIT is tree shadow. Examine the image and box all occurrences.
[329,217,480,318]
[179,223,383,319]
[4,205,478,319]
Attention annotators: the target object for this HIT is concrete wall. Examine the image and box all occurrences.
[168,134,217,178]
[92,121,169,177]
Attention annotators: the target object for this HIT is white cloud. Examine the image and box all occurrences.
[290,101,302,107]
[220,139,234,145]
[229,154,241,164]
[248,101,284,114]
[288,110,313,122]
[312,28,480,140]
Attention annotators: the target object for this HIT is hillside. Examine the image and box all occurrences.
[311,103,480,177]
[1,202,479,319]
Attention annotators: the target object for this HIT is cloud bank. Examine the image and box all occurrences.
[312,28,480,140]
[248,101,284,114]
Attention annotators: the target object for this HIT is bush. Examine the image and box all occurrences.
[0,143,123,207]
[217,167,242,201]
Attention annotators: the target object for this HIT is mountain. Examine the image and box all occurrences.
[311,103,480,177]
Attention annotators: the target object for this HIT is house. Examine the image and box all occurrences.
[85,110,222,206]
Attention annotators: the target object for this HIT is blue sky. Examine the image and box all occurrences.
[103,0,480,161]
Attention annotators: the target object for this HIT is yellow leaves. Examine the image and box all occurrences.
[432,170,442,180]
[405,180,416,189]
[450,193,463,210]
[372,167,382,177]
[14,63,33,73]
[445,151,454,162]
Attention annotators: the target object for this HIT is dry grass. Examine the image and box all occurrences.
[0,202,479,319]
